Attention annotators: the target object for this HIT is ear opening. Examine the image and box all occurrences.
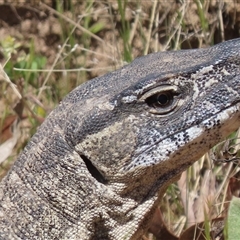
[80,154,108,184]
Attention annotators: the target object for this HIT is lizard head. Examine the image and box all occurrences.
[64,39,240,194]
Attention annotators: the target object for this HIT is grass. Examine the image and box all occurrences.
[0,1,240,239]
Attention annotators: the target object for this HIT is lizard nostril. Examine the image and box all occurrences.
[80,154,108,184]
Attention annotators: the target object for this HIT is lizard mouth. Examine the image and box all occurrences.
[124,102,240,171]
[137,103,240,204]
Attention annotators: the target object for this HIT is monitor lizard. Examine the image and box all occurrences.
[0,38,240,240]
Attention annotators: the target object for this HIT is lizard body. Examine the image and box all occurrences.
[0,39,240,239]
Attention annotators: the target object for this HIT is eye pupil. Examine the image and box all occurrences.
[157,93,171,106]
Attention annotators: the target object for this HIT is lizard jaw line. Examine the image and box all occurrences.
[122,102,240,172]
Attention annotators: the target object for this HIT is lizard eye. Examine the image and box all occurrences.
[146,91,174,108]
[140,86,180,115]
